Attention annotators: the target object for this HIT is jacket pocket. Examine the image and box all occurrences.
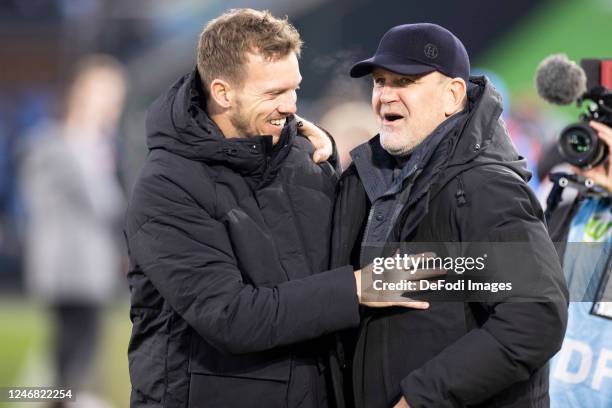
[187,335,291,407]
[380,303,468,397]
[188,373,289,408]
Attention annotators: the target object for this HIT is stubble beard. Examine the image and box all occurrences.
[229,98,254,137]
[380,129,423,157]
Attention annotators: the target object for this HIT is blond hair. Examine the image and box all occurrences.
[197,8,303,89]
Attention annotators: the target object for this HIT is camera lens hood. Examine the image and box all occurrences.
[558,122,607,168]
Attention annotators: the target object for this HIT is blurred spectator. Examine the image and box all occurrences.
[319,102,378,169]
[0,120,16,277]
[316,76,378,169]
[19,55,126,407]
[506,91,569,202]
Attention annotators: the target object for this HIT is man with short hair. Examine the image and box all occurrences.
[331,23,569,407]
[124,9,425,408]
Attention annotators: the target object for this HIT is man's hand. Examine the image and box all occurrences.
[294,114,333,163]
[354,252,446,309]
[393,397,410,408]
[581,121,612,192]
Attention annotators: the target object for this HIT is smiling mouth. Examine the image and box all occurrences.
[269,118,287,127]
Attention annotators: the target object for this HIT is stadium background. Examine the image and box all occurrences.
[1,0,611,406]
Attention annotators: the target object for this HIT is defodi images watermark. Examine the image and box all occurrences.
[359,242,599,303]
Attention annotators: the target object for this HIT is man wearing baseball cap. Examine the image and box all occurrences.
[329,23,568,407]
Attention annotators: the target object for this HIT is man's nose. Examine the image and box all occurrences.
[379,85,399,103]
[278,90,298,115]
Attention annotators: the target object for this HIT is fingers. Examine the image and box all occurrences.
[405,267,447,281]
[397,299,430,309]
[583,168,612,192]
[360,251,448,308]
[590,120,612,150]
[589,120,612,137]
[363,300,430,309]
[318,148,333,162]
[392,397,410,408]
[312,149,327,163]
[582,166,605,179]
[582,121,612,192]
[360,288,430,309]
[294,114,333,163]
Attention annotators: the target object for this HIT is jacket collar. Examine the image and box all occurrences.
[350,108,467,203]
[340,76,535,245]
[348,76,532,204]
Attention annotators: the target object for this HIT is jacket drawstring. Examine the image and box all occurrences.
[456,174,467,207]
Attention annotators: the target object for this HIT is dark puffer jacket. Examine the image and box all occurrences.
[330,77,569,408]
[124,70,360,408]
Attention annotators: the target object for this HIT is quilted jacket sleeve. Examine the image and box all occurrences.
[126,172,360,355]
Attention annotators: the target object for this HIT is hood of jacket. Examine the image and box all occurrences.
[397,76,532,234]
[398,75,532,207]
[145,68,297,180]
[350,75,530,193]
[442,75,531,182]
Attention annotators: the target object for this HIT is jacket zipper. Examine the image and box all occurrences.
[359,206,377,268]
[359,169,421,265]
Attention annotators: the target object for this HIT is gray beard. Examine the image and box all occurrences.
[380,134,417,157]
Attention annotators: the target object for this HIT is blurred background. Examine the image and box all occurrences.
[0,0,611,407]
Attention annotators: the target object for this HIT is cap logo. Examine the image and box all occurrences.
[424,43,438,59]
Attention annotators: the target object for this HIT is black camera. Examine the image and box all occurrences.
[557,59,612,168]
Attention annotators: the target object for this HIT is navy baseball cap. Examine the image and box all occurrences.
[350,23,470,82]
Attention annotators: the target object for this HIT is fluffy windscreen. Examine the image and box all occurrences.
[535,53,587,105]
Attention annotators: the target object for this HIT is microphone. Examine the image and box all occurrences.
[535,53,587,105]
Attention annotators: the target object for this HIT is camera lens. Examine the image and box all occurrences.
[558,122,607,168]
[567,132,591,153]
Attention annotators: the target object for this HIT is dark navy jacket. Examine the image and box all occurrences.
[125,70,360,408]
[331,77,569,408]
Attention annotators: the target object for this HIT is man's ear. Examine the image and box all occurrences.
[444,78,467,116]
[209,78,233,109]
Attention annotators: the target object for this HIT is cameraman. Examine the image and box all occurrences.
[547,120,612,406]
